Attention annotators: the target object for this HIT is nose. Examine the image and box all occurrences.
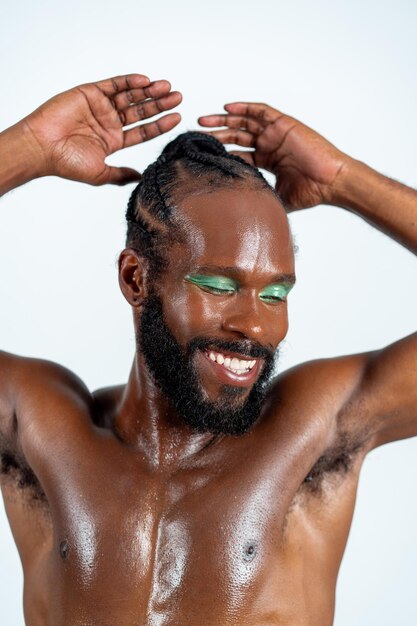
[221,291,287,346]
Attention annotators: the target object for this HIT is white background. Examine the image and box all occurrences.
[1,0,417,624]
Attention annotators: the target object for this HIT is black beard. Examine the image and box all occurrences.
[138,293,278,436]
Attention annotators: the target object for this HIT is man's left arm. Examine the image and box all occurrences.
[199,103,416,446]
[332,160,417,447]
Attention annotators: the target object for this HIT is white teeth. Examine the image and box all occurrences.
[207,351,257,374]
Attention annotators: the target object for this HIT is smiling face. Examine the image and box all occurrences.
[137,185,295,435]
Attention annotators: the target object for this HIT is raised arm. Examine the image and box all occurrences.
[0,73,182,443]
[0,73,182,194]
[199,102,416,253]
[199,102,417,446]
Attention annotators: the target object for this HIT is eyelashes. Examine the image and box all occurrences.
[185,274,238,293]
[185,274,294,303]
[259,283,293,303]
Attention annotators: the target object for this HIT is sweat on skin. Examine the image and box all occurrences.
[0,73,416,626]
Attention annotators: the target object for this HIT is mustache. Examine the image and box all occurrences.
[187,336,275,360]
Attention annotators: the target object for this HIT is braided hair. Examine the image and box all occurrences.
[126,132,274,276]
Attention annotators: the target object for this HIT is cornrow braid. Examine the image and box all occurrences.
[126,131,275,276]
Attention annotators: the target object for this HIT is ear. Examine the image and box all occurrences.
[118,248,148,307]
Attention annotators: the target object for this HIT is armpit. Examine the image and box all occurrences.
[301,430,369,495]
[0,441,47,504]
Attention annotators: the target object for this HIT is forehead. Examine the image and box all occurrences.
[171,187,294,277]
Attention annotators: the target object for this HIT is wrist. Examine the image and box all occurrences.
[325,153,417,254]
[328,156,373,211]
[0,121,48,195]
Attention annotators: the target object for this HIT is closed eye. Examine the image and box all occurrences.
[185,275,294,302]
[185,274,238,295]
[199,285,235,295]
[259,283,293,304]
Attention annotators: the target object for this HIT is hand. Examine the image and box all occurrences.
[21,74,182,186]
[199,103,349,211]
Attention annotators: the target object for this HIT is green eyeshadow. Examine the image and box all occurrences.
[185,274,238,293]
[186,274,294,302]
[259,283,293,303]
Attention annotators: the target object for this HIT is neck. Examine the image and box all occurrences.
[113,352,218,469]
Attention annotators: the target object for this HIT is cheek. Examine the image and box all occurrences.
[163,287,224,341]
[278,309,289,342]
[258,303,289,348]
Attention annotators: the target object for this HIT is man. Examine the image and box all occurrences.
[0,72,415,626]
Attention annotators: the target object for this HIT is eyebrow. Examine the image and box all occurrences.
[191,265,296,285]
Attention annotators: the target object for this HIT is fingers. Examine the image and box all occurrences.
[112,79,174,110]
[198,113,264,135]
[119,90,182,127]
[198,103,282,137]
[224,102,283,124]
[96,75,182,148]
[123,112,181,148]
[94,75,182,129]
[203,128,256,148]
[95,74,151,96]
[110,78,182,135]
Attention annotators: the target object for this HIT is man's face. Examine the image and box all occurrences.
[138,186,295,435]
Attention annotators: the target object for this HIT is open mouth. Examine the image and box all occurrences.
[201,348,262,386]
[207,350,257,374]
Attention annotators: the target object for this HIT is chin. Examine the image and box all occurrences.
[202,382,250,401]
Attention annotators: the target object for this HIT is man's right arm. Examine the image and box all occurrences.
[0,123,44,195]
[0,73,182,196]
[0,73,182,442]
[0,350,98,484]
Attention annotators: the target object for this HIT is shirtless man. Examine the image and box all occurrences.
[0,72,416,626]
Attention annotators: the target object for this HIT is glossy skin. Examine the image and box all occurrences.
[1,82,417,626]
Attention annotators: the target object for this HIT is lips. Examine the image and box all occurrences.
[200,348,262,387]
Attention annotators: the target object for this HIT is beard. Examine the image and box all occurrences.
[138,292,278,436]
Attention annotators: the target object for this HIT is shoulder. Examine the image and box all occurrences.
[0,349,91,400]
[275,333,417,450]
[265,352,372,444]
[0,350,93,436]
[273,353,368,399]
[0,351,96,480]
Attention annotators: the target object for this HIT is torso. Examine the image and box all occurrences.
[0,362,374,626]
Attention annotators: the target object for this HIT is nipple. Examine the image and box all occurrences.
[243,541,258,562]
[59,540,70,560]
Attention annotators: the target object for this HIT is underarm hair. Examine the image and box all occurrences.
[125,132,278,276]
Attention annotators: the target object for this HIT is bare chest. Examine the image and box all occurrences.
[2,433,364,626]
